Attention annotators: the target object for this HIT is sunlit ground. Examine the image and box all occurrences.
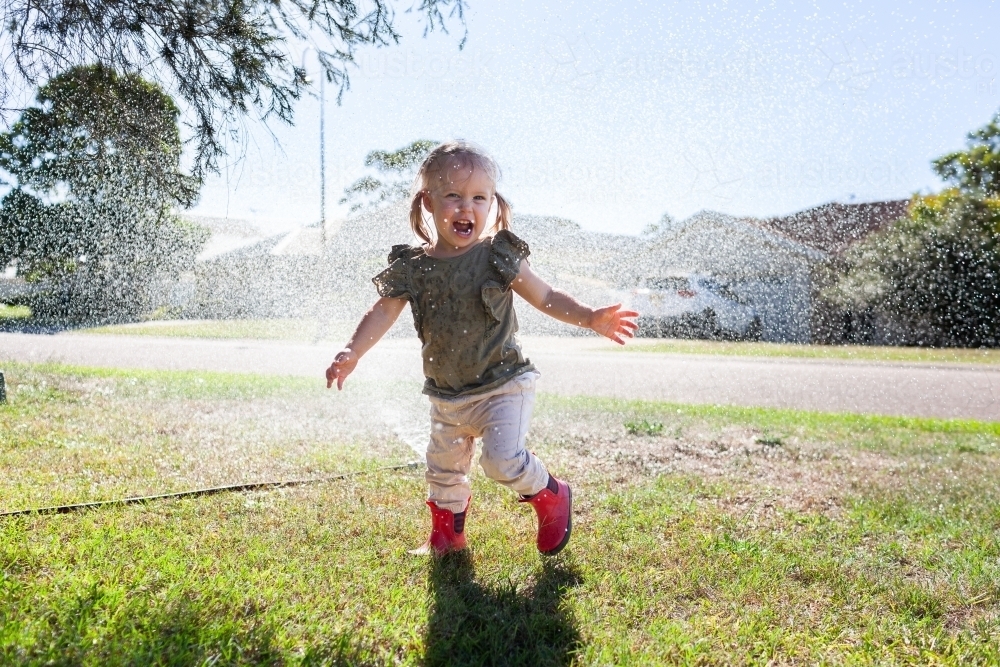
[2,362,998,664]
[81,318,1000,365]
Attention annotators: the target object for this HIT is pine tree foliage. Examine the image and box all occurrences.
[0,65,208,324]
[0,0,467,177]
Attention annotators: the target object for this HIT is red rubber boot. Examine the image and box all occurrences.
[520,475,572,555]
[409,497,469,556]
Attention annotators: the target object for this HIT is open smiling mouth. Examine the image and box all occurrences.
[452,220,474,238]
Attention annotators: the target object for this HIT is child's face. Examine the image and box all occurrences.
[422,160,495,254]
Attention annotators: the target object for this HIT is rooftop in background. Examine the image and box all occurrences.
[192,197,913,264]
[755,200,911,254]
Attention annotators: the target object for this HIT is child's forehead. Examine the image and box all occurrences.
[430,159,494,188]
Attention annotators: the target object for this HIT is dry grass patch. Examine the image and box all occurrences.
[530,404,914,515]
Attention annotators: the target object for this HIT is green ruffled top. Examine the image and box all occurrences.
[372,229,536,398]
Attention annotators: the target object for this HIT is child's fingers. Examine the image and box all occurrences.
[608,319,635,344]
[334,359,355,390]
[326,360,351,389]
[617,309,640,319]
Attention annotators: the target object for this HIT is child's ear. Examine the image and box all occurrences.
[420,190,433,213]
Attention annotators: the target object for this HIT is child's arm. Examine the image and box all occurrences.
[326,297,408,390]
[511,260,638,345]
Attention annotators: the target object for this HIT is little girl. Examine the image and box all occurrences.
[326,141,637,556]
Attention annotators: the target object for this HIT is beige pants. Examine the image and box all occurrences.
[426,371,549,513]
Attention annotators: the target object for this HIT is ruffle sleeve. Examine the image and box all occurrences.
[488,229,531,289]
[372,244,415,299]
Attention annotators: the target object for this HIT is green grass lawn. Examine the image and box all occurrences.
[81,318,357,342]
[617,338,1000,365]
[77,317,1000,365]
[1,363,998,665]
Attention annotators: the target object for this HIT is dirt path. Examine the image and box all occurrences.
[2,332,999,421]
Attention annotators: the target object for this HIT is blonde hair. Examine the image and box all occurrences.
[409,140,513,244]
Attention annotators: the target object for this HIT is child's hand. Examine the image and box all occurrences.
[326,348,358,390]
[589,304,639,345]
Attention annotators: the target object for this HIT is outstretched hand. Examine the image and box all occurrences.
[589,303,639,345]
[326,348,358,390]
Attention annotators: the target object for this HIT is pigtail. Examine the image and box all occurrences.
[494,192,512,233]
[409,190,433,244]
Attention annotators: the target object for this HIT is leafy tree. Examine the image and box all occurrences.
[933,114,1000,197]
[829,112,1000,346]
[830,193,1000,346]
[340,139,437,211]
[0,65,208,324]
[1,0,467,177]
[641,213,680,237]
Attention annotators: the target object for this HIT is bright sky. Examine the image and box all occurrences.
[190,0,1000,236]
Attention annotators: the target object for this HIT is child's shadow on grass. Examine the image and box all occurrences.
[425,550,583,667]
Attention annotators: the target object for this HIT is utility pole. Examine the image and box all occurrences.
[302,48,326,254]
[319,69,326,253]
[302,48,331,343]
